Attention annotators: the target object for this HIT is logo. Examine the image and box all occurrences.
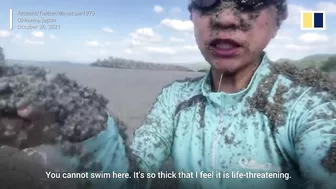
[301,11,326,30]
[238,157,280,172]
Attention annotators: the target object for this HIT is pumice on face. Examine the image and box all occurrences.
[197,0,284,36]
[206,0,263,37]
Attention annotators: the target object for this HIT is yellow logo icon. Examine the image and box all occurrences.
[301,11,326,30]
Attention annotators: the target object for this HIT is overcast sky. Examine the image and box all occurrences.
[0,0,335,64]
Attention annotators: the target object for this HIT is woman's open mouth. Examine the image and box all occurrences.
[208,38,241,57]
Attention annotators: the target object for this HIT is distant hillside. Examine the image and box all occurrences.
[91,56,194,72]
[320,55,336,72]
[1,44,334,73]
[276,54,334,70]
[5,59,80,65]
[181,62,210,71]
[0,47,4,65]
[193,53,336,73]
[197,68,209,73]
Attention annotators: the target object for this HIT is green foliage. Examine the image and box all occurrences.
[295,54,331,68]
[320,55,336,72]
[276,54,336,74]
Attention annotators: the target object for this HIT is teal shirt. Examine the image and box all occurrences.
[37,54,336,189]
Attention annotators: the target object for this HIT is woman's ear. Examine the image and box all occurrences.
[271,24,279,39]
[272,23,281,38]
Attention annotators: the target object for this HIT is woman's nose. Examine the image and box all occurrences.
[210,7,240,30]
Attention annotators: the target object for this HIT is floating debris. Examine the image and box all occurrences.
[0,63,119,188]
[0,64,109,148]
[0,145,79,189]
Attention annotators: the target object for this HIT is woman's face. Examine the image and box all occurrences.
[191,1,281,73]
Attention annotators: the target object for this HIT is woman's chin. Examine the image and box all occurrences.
[211,60,240,74]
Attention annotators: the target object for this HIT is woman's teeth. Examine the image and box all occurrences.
[215,43,234,49]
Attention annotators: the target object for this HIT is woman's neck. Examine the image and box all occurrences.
[211,56,262,93]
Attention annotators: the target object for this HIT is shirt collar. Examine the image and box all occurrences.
[200,52,271,108]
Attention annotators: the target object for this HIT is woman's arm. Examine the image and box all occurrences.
[25,85,176,189]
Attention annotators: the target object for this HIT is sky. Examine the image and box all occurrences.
[0,0,335,64]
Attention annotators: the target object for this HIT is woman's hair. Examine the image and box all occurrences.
[274,0,288,27]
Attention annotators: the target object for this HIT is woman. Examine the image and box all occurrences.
[13,0,336,188]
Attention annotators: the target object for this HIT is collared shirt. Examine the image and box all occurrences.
[44,53,336,189]
[131,53,336,189]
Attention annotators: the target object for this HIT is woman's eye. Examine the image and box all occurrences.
[239,3,269,12]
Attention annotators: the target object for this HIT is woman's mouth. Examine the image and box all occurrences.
[208,38,241,57]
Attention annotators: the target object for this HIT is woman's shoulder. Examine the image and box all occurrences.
[265,63,336,122]
[163,75,205,91]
